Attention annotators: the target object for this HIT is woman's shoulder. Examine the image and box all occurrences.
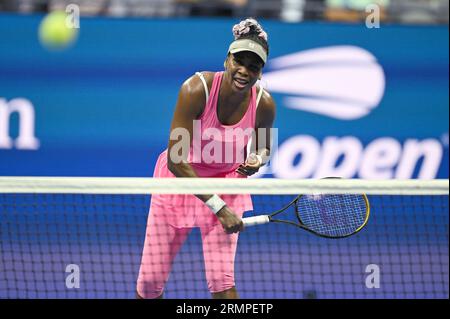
[177,72,216,117]
[194,71,215,90]
[180,71,215,97]
[255,85,276,126]
[257,86,276,110]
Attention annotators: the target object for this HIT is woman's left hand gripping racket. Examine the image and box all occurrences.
[242,193,370,238]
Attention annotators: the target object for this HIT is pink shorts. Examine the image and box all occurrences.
[136,209,240,298]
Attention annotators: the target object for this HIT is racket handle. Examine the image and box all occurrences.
[242,215,270,227]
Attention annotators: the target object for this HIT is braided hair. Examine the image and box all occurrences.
[232,18,269,57]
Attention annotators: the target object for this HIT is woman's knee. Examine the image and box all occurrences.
[136,280,165,299]
[207,273,236,294]
[136,289,163,299]
[136,271,166,299]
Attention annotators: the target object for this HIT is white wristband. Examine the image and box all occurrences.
[205,194,226,215]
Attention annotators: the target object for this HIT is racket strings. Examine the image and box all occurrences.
[296,194,368,237]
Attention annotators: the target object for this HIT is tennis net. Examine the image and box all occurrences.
[0,177,448,299]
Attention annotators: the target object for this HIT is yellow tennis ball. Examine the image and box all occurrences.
[38,11,78,50]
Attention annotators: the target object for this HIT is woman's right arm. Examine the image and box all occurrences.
[166,75,204,181]
[166,74,243,233]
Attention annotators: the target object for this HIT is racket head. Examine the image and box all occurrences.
[294,193,370,238]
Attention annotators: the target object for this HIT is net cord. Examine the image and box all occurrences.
[0,177,448,195]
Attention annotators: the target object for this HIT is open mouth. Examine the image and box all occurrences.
[233,77,249,89]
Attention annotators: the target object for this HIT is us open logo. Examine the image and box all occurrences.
[262,45,386,120]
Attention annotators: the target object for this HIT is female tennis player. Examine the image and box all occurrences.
[136,18,276,299]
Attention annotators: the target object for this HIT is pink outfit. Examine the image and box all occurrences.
[137,72,257,298]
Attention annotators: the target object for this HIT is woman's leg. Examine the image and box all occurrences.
[211,287,239,299]
[136,210,191,299]
[200,223,240,299]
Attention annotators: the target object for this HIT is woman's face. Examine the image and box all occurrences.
[225,51,264,92]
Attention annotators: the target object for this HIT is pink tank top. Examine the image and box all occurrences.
[150,72,257,227]
[188,71,257,177]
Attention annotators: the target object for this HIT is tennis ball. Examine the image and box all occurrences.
[38,11,78,50]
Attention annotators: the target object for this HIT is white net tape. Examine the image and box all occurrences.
[0,177,447,195]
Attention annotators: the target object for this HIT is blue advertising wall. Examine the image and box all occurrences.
[0,15,449,299]
[0,15,448,178]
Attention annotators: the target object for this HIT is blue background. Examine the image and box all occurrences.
[0,15,448,299]
[0,15,448,177]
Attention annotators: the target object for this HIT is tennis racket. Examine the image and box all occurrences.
[242,192,370,239]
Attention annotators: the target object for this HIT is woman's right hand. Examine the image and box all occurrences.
[216,206,244,234]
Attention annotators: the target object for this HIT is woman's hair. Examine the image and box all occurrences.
[232,18,269,56]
